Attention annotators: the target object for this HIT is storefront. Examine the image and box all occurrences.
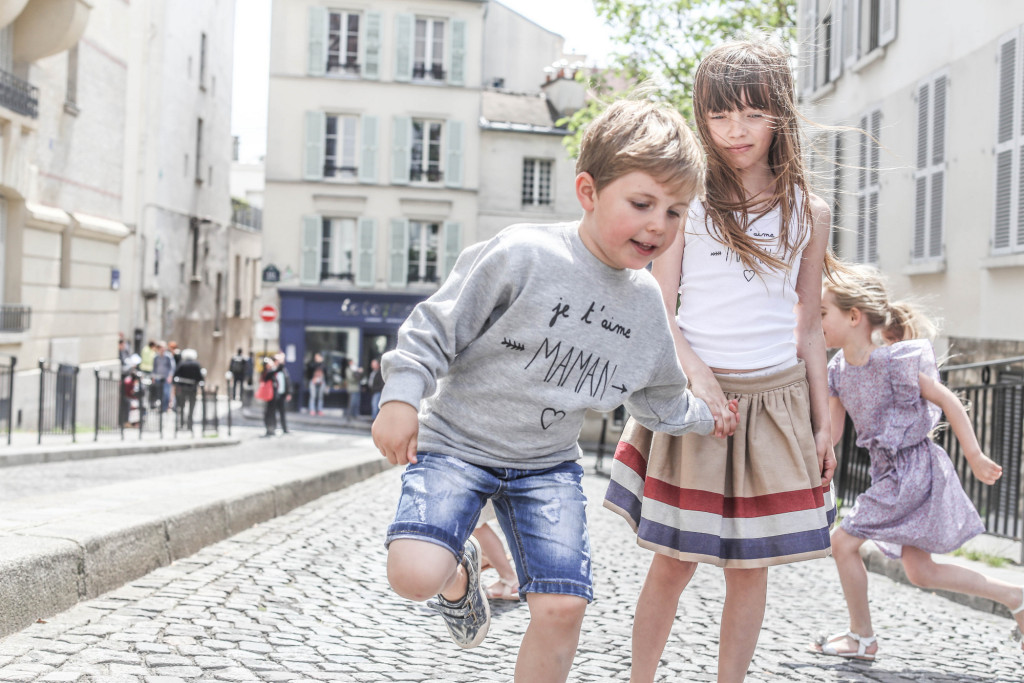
[276,288,427,413]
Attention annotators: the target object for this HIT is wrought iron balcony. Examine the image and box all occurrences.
[0,304,31,333]
[231,205,262,231]
[0,69,38,118]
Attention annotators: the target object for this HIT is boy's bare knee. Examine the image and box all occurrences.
[387,539,458,601]
[526,594,588,631]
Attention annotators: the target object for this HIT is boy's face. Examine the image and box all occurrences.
[576,170,689,270]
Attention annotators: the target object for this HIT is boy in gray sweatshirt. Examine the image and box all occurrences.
[373,98,730,683]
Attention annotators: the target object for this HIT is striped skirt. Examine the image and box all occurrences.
[604,361,836,569]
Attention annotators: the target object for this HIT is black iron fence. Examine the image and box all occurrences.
[0,356,14,445]
[38,360,78,444]
[835,355,1024,560]
[0,305,31,333]
[0,69,39,118]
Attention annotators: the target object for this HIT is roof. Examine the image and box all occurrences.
[479,90,565,134]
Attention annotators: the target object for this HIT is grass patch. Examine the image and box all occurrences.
[952,547,1010,569]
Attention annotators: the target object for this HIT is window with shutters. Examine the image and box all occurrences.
[321,218,356,282]
[327,11,361,75]
[522,159,553,206]
[413,18,446,81]
[325,114,359,179]
[408,221,440,284]
[993,30,1024,254]
[854,108,881,264]
[410,119,444,183]
[912,72,947,262]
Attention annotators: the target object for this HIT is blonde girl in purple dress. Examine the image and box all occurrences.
[816,264,1023,660]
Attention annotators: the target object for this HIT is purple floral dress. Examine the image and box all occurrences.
[828,340,984,559]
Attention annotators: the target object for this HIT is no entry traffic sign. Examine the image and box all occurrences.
[259,305,278,322]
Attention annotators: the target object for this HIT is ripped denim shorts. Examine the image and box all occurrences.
[385,452,592,601]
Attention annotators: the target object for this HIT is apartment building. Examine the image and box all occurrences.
[263,0,582,409]
[799,0,1024,361]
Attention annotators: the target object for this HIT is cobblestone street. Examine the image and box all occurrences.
[1,461,1021,682]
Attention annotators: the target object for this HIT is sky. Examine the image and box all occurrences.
[229,0,615,164]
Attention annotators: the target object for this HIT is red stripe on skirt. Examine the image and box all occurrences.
[643,477,826,518]
[613,441,648,478]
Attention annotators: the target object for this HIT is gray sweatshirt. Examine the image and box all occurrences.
[381,222,713,469]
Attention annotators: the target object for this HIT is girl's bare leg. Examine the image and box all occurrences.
[630,554,698,683]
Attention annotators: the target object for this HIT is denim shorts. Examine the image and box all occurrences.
[385,453,593,602]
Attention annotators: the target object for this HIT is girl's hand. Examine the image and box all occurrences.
[966,451,1003,486]
[816,431,836,486]
[689,368,737,438]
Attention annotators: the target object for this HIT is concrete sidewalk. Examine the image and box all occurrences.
[0,433,390,638]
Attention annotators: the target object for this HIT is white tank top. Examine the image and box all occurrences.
[676,190,807,370]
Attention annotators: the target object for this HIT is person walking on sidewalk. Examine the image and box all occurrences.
[367,358,385,419]
[373,98,723,683]
[229,348,246,400]
[306,352,326,415]
[344,359,363,422]
[151,341,176,412]
[173,349,204,431]
[262,352,292,436]
[813,264,1024,660]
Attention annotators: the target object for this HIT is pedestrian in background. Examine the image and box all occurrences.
[151,341,176,412]
[121,353,143,427]
[305,352,326,415]
[372,97,717,678]
[344,358,363,422]
[139,340,156,376]
[173,348,204,432]
[367,358,385,419]
[117,337,130,375]
[262,352,292,436]
[168,341,182,368]
[813,264,1023,660]
[229,347,246,400]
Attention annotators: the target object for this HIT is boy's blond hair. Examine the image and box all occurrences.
[575,98,704,200]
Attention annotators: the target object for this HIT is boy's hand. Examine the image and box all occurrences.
[372,401,420,465]
[713,399,740,439]
[966,450,1003,486]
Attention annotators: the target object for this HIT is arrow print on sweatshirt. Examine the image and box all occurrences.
[501,338,525,351]
[612,383,627,394]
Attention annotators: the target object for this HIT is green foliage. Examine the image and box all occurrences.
[562,0,796,157]
[951,546,1010,569]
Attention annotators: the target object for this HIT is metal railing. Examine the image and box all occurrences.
[0,69,39,118]
[835,355,1024,559]
[94,368,123,439]
[38,360,78,444]
[0,305,31,333]
[231,205,262,231]
[0,356,14,445]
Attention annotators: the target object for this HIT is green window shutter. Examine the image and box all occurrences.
[394,14,413,82]
[445,119,463,188]
[363,12,382,80]
[301,215,322,285]
[442,221,461,280]
[360,115,378,184]
[304,111,325,180]
[356,217,376,287]
[389,218,409,288]
[392,116,411,185]
[307,7,327,77]
[448,19,466,86]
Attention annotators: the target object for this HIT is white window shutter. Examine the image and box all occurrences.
[394,14,413,82]
[445,119,463,188]
[928,75,947,259]
[856,194,866,262]
[878,0,897,47]
[869,110,881,186]
[448,20,466,86]
[912,83,929,259]
[912,175,927,259]
[994,35,1017,252]
[842,0,858,68]
[829,1,843,83]
[360,115,378,184]
[857,115,868,190]
[363,12,382,80]
[388,219,410,287]
[307,7,327,77]
[356,218,376,287]
[442,222,461,280]
[391,116,411,185]
[994,149,1013,251]
[867,190,879,263]
[797,0,815,97]
[304,111,325,181]
[301,216,321,285]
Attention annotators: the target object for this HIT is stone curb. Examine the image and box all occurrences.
[0,445,390,638]
[0,437,243,468]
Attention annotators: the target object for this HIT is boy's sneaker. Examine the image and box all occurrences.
[428,536,491,648]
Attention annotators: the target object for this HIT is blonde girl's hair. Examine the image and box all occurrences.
[823,262,937,343]
[576,96,705,201]
[692,37,813,275]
